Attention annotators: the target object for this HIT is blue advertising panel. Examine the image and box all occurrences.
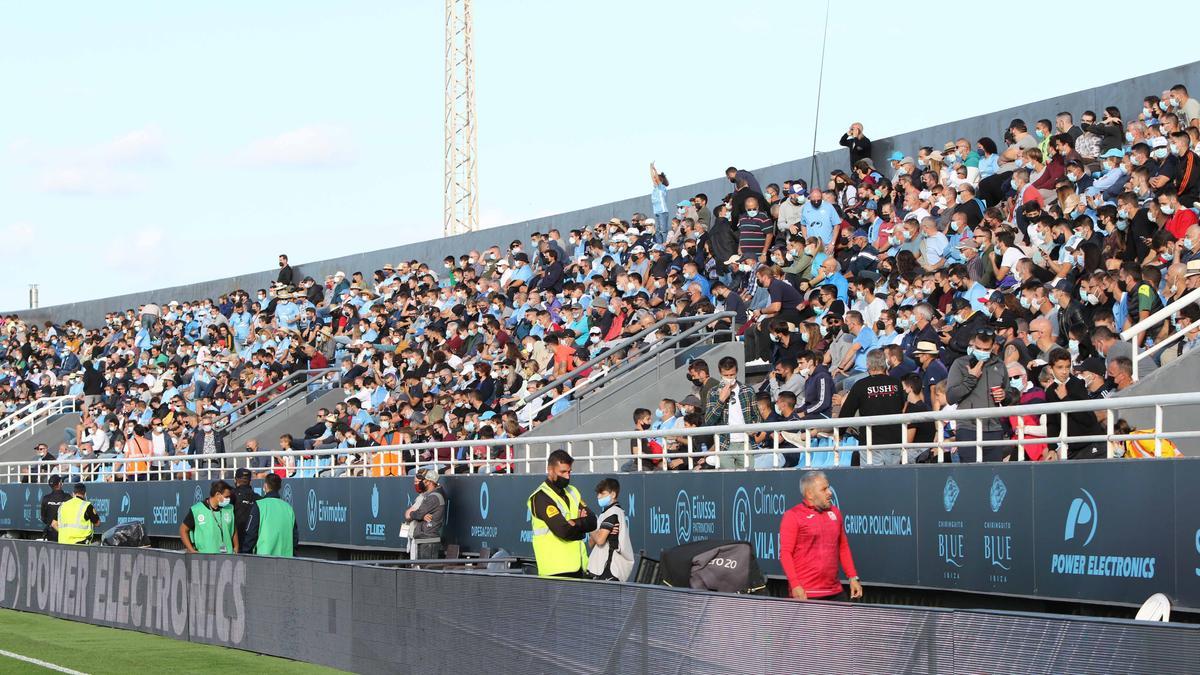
[1033,461,1175,605]
[638,473,724,561]
[916,465,1035,595]
[827,467,920,587]
[1176,460,1200,609]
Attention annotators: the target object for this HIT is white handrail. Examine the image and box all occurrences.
[0,395,79,446]
[2,391,1193,482]
[1120,285,1200,381]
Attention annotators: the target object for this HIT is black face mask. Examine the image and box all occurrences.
[552,475,570,490]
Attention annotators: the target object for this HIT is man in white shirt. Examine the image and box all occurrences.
[851,279,889,328]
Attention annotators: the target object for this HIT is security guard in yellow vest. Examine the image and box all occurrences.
[52,483,100,545]
[528,449,596,577]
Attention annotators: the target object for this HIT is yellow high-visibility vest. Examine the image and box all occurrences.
[527,483,587,576]
[57,497,93,545]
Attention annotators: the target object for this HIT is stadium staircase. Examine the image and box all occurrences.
[523,313,743,438]
[0,397,78,462]
[218,368,341,454]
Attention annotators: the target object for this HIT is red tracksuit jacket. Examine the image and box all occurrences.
[779,500,858,598]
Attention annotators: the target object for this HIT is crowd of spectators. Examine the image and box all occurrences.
[7,85,1200,478]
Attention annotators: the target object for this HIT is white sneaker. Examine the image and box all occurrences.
[745,358,770,367]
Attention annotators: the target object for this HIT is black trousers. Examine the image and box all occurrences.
[956,430,1012,463]
[808,590,849,601]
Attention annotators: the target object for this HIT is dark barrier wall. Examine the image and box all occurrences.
[3,460,1199,610]
[12,60,1200,326]
[1,539,1198,674]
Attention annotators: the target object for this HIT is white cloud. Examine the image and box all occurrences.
[38,167,143,195]
[103,226,167,272]
[92,126,166,166]
[14,126,165,195]
[237,125,355,168]
[0,223,36,254]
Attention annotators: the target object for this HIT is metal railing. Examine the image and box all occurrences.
[1121,285,1200,381]
[3,391,1193,483]
[214,367,339,435]
[529,312,735,414]
[0,395,79,450]
[520,312,733,406]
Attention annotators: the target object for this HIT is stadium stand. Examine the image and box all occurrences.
[4,75,1200,480]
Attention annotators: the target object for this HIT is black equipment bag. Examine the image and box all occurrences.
[660,539,765,593]
[100,522,150,547]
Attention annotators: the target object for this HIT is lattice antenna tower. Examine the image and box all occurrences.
[444,0,478,236]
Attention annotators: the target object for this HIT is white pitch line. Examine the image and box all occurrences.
[0,648,89,675]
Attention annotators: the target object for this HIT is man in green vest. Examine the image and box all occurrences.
[179,480,238,554]
[52,483,100,545]
[250,473,297,557]
[528,449,596,577]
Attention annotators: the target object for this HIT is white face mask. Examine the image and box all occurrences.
[218,497,230,508]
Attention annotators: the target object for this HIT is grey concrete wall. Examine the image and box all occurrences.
[0,414,77,462]
[1113,346,1200,452]
[12,60,1200,328]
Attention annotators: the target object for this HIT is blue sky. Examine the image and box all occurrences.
[3,0,1198,310]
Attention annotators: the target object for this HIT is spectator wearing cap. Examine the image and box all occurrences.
[404,469,447,558]
[1076,357,1114,399]
[911,340,948,406]
[231,467,260,553]
[800,188,840,252]
[778,183,806,234]
[40,474,71,541]
[846,229,880,279]
[1086,149,1130,200]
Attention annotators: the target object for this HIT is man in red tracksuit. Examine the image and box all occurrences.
[779,470,864,601]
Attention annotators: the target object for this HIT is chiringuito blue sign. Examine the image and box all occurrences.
[936,476,966,576]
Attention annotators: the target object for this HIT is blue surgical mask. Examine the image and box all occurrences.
[745,210,759,218]
[1009,377,1023,390]
[597,495,613,509]
[970,348,991,362]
